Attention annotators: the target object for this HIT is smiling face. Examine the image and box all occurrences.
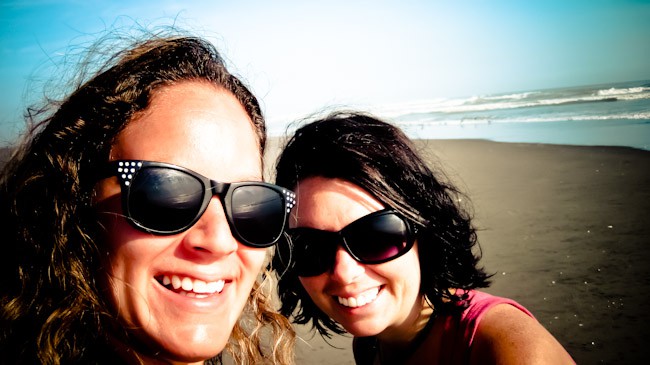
[93,81,266,363]
[292,176,423,340]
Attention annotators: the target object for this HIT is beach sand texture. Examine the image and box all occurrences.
[265,138,650,364]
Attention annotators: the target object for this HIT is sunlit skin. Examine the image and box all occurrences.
[292,177,425,343]
[94,81,267,364]
[292,177,576,364]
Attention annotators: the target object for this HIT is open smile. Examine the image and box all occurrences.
[156,274,226,298]
[336,287,381,308]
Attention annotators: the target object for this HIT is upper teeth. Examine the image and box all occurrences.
[338,287,380,308]
[161,275,225,294]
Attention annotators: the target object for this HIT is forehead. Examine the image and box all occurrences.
[111,81,262,181]
[291,177,384,230]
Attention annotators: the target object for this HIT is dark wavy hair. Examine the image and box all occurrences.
[271,111,492,338]
[0,31,294,364]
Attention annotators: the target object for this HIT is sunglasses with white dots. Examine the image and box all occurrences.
[101,160,296,248]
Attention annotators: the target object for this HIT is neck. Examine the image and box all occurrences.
[376,300,434,362]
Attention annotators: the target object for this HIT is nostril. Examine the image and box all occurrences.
[182,202,239,255]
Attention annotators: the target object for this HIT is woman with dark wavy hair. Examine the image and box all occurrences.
[272,111,573,364]
[0,31,295,364]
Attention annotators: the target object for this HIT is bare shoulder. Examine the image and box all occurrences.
[469,304,575,365]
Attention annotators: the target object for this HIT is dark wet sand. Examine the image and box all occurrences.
[265,138,650,364]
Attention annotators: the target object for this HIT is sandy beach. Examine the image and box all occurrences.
[265,138,650,364]
[2,138,647,364]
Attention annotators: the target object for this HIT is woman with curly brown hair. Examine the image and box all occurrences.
[0,31,295,364]
[272,111,573,364]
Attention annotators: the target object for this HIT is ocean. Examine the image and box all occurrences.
[270,80,650,151]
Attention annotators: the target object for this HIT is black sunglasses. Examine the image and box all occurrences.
[286,209,416,277]
[101,160,296,248]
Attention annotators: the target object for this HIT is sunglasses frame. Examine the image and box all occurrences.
[288,209,417,276]
[101,160,296,247]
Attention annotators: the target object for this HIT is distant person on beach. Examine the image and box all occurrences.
[0,31,296,364]
[272,111,574,364]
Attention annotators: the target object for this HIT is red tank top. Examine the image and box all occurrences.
[437,290,534,364]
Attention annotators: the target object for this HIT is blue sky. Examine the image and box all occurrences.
[1,0,649,142]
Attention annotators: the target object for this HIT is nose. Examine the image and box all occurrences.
[329,245,365,284]
[181,198,238,258]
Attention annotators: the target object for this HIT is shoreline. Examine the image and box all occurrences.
[268,111,650,153]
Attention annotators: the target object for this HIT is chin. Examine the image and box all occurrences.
[346,327,381,338]
[131,326,231,364]
[339,320,386,338]
[154,342,226,364]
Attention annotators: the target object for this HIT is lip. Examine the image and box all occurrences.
[333,286,383,310]
[152,273,233,312]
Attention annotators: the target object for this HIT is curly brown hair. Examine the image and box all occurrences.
[0,30,294,364]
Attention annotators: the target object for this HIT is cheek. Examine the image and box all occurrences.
[373,248,421,292]
[393,251,422,294]
[103,235,156,295]
[238,248,268,277]
[98,220,163,298]
[101,237,144,320]
[100,216,151,273]
[402,252,421,280]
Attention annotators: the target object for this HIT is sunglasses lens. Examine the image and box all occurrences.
[344,213,410,263]
[128,167,204,232]
[230,185,286,246]
[291,229,338,276]
[288,211,412,276]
